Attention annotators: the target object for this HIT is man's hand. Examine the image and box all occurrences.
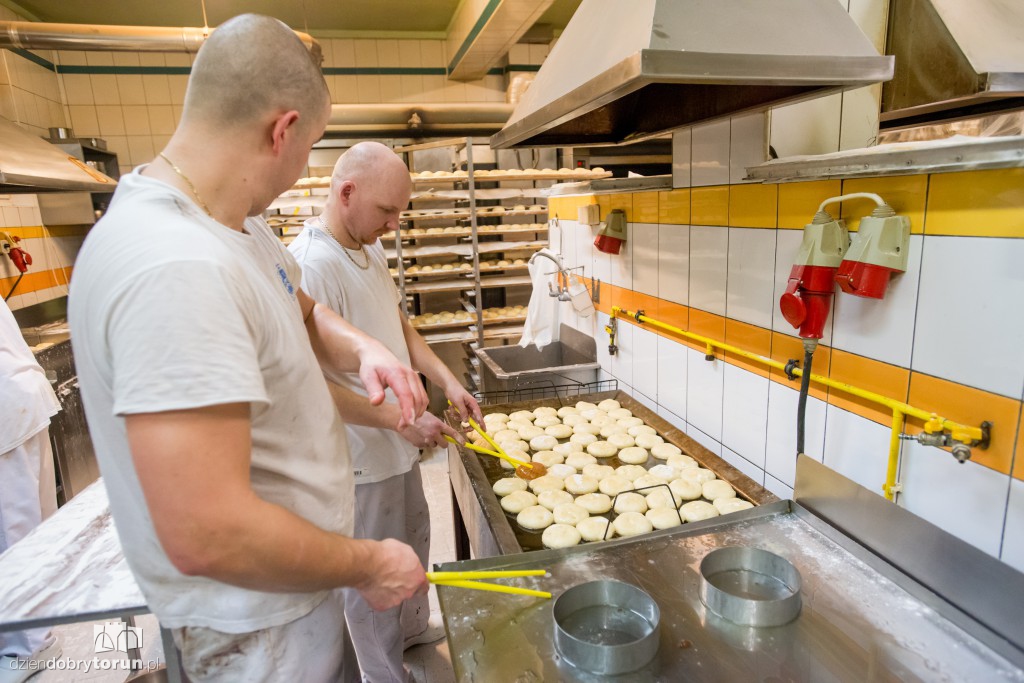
[356,539,429,611]
[398,411,464,449]
[356,341,428,427]
[445,382,483,425]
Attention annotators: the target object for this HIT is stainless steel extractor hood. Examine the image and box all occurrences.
[491,0,893,149]
[881,0,1024,129]
[0,117,117,193]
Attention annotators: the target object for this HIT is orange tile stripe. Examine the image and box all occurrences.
[1,266,73,298]
[3,225,91,239]
[596,281,1020,478]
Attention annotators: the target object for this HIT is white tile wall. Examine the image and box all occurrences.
[913,236,1024,397]
[688,225,728,315]
[656,335,688,419]
[632,390,658,414]
[658,224,689,305]
[768,93,842,158]
[687,423,722,457]
[721,364,769,468]
[557,219,577,269]
[726,227,777,329]
[691,119,730,187]
[656,406,687,433]
[1001,478,1024,572]
[672,128,692,188]
[821,405,892,496]
[687,349,725,443]
[722,447,765,485]
[577,221,595,282]
[764,382,827,486]
[831,233,922,367]
[595,312,612,377]
[609,222,632,290]
[729,112,767,185]
[839,84,883,151]
[631,223,659,297]
[632,326,659,403]
[611,320,633,390]
[899,442,1010,558]
[764,474,794,500]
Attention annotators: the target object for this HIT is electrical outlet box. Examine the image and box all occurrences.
[578,204,599,225]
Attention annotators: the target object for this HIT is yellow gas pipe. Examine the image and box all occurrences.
[610,306,988,500]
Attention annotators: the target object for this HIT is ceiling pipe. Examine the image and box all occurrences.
[326,103,513,135]
[0,20,321,63]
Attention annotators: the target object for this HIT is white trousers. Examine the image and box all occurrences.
[0,428,58,658]
[172,591,360,683]
[343,464,431,683]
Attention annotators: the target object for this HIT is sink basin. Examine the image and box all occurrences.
[475,324,600,394]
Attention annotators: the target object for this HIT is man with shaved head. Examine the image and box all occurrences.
[70,16,429,683]
[289,141,482,682]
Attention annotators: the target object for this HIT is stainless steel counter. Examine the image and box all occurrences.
[437,498,1024,682]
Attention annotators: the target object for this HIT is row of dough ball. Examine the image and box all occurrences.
[409,310,474,326]
[411,167,606,179]
[402,262,472,274]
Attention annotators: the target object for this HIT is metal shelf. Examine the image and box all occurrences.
[400,208,547,222]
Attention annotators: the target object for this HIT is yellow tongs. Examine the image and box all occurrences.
[427,569,550,599]
[443,404,535,470]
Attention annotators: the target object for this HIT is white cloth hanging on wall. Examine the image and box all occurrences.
[519,248,561,350]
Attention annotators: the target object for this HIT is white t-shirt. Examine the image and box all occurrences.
[0,300,60,453]
[68,169,354,633]
[288,223,418,484]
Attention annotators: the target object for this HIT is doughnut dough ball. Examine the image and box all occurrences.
[651,443,682,460]
[632,475,667,492]
[509,410,534,423]
[635,434,665,450]
[531,451,564,468]
[598,399,621,412]
[506,420,533,434]
[582,464,615,480]
[646,487,682,510]
[617,447,649,465]
[553,502,590,526]
[493,429,520,443]
[534,416,561,429]
[517,505,554,530]
[613,511,653,538]
[564,474,599,495]
[537,489,574,511]
[500,490,537,513]
[679,468,717,485]
[518,425,545,441]
[614,492,649,514]
[499,449,531,470]
[556,406,580,418]
[575,401,598,412]
[562,414,588,427]
[587,441,618,458]
[588,413,615,428]
[628,425,657,438]
[617,417,644,429]
[681,500,720,523]
[533,406,558,419]
[547,464,577,480]
[493,478,528,496]
[703,480,737,501]
[598,475,633,496]
[608,408,633,420]
[542,523,582,549]
[566,452,598,470]
[669,478,704,502]
[647,508,685,530]
[570,432,599,447]
[545,424,574,439]
[667,454,698,472]
[715,498,755,515]
[615,464,649,482]
[528,475,565,493]
[498,439,530,455]
[530,435,559,452]
[484,412,509,425]
[575,493,613,515]
[648,464,678,482]
[577,516,612,542]
[579,408,604,421]
[606,434,634,450]
[599,424,627,438]
[554,442,583,455]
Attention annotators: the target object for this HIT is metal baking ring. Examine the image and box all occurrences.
[699,546,802,627]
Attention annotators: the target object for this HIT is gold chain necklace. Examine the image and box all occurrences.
[158,153,213,218]
[319,215,370,270]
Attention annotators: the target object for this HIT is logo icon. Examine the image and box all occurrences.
[94,622,143,654]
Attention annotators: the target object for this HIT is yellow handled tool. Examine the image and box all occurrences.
[443,435,531,468]
[427,569,546,581]
[431,579,551,599]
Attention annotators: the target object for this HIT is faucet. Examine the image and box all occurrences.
[528,251,572,300]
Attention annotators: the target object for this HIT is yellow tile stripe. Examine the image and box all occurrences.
[2,266,73,298]
[549,166,1024,237]
[2,225,91,239]
[599,281,1020,478]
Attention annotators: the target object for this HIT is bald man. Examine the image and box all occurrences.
[69,16,429,683]
[289,142,482,682]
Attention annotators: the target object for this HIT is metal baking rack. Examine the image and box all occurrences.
[473,378,618,405]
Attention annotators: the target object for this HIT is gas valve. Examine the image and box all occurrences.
[778,212,849,340]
